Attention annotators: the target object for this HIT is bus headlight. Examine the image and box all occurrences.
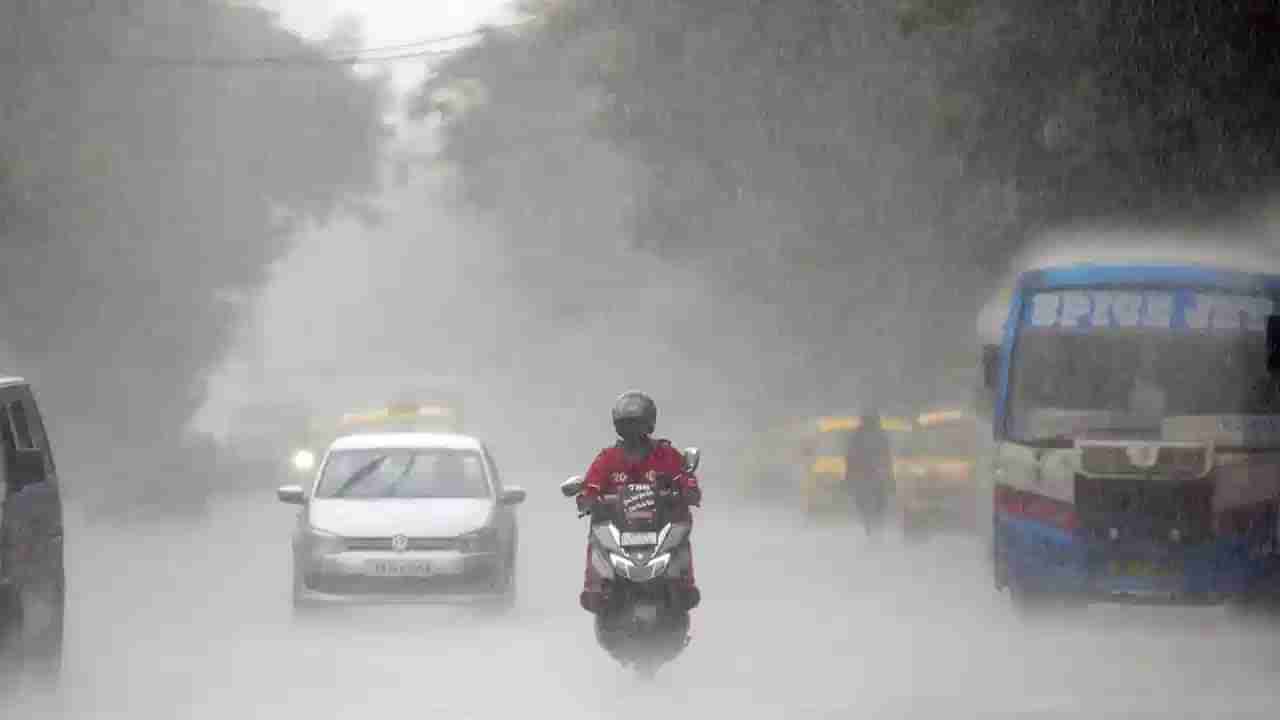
[292,449,316,472]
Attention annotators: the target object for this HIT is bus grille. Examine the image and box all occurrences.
[1075,474,1213,545]
[1079,443,1209,478]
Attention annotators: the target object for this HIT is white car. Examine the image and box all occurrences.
[277,433,525,608]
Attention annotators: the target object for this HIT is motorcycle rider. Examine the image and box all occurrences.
[577,391,701,614]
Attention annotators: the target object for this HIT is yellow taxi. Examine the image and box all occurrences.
[288,400,464,477]
[893,407,980,539]
[739,417,813,501]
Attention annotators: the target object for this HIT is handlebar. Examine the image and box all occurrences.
[574,487,683,517]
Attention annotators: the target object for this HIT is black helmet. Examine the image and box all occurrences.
[612,391,657,442]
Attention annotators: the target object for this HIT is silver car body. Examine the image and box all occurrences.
[287,432,522,605]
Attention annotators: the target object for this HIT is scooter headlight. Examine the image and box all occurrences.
[609,552,636,575]
[646,552,671,576]
[654,523,690,556]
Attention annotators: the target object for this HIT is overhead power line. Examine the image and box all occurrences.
[0,22,527,68]
[325,27,494,57]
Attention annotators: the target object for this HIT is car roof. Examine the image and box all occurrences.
[327,432,484,452]
[0,376,26,389]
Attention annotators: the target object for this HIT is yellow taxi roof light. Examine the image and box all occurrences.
[817,416,861,433]
[917,409,971,427]
[817,415,912,433]
[340,404,458,425]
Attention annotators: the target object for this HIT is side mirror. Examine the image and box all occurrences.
[277,484,306,505]
[9,449,45,490]
[500,487,527,505]
[560,476,584,497]
[1268,316,1280,374]
[682,447,701,473]
[981,344,1001,389]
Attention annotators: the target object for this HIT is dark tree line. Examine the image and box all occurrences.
[416,0,1280,414]
[0,0,387,513]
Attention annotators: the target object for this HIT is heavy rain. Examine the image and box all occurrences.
[3,1,1280,717]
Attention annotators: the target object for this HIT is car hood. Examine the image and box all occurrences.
[309,498,494,538]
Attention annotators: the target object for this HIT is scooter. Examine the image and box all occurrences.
[560,447,700,678]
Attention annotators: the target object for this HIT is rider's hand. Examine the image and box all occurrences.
[682,486,702,507]
[575,494,594,514]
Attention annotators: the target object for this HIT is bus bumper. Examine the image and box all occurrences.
[995,513,1280,604]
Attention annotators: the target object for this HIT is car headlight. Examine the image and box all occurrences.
[458,527,499,554]
[306,527,345,555]
[292,449,316,472]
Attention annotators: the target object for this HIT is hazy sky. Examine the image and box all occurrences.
[262,0,517,98]
[198,2,515,434]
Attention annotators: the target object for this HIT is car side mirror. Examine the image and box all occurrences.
[500,487,527,505]
[560,476,584,497]
[276,484,306,505]
[1268,316,1280,374]
[9,449,45,490]
[682,447,701,473]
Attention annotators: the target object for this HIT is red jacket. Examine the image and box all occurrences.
[583,440,701,505]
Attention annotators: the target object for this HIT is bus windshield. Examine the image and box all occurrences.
[1008,288,1280,444]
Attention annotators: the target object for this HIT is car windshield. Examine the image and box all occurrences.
[315,448,490,499]
[1009,291,1280,443]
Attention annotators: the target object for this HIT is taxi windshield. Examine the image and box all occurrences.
[316,448,490,499]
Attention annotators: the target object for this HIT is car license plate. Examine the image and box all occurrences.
[619,531,658,546]
[366,560,432,577]
[1110,559,1174,578]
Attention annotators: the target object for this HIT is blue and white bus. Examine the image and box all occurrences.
[979,263,1280,607]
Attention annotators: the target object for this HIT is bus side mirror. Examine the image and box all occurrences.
[981,345,1000,388]
[1268,316,1280,374]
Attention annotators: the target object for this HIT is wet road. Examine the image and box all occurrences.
[14,475,1280,719]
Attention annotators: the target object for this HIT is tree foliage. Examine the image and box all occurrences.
[0,1,387,510]
[418,0,1280,411]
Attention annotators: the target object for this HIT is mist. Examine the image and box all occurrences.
[6,0,1280,718]
[0,1,387,518]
